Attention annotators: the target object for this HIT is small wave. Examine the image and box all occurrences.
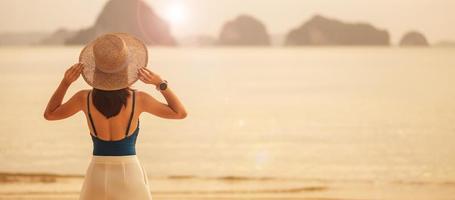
[0,172,82,183]
[219,175,277,181]
[167,175,197,179]
[166,175,279,181]
[150,186,329,195]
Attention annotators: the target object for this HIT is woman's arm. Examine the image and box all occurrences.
[137,67,187,119]
[43,63,84,120]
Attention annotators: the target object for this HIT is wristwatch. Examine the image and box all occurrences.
[156,80,168,91]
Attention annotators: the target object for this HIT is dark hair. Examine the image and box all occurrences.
[92,87,132,119]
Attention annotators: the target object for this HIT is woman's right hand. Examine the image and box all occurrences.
[137,67,163,86]
[62,63,84,86]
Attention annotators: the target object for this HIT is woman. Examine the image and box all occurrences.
[43,33,187,200]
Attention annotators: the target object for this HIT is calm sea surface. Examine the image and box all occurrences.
[0,47,455,197]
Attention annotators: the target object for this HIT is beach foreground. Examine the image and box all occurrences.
[1,172,454,200]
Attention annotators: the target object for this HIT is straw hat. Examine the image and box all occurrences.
[79,32,148,91]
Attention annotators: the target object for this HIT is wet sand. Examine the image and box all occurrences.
[1,172,455,200]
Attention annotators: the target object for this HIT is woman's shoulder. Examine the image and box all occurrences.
[78,89,92,97]
[73,89,92,104]
[71,89,91,97]
[133,89,154,99]
[131,89,159,110]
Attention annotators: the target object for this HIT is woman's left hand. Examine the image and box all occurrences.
[138,67,163,86]
[62,63,84,86]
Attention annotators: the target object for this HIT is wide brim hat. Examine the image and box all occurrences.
[80,32,148,91]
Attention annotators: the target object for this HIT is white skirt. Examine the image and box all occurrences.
[79,155,153,200]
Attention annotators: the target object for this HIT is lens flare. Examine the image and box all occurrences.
[165,3,187,26]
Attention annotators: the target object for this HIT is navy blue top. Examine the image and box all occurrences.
[87,89,139,156]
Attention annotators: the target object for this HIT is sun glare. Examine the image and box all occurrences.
[165,3,187,26]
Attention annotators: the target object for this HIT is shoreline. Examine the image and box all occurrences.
[1,171,454,186]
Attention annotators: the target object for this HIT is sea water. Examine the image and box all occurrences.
[0,47,454,198]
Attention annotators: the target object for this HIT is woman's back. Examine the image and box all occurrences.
[85,88,139,141]
[86,88,143,156]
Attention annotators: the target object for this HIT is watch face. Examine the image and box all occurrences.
[159,82,167,90]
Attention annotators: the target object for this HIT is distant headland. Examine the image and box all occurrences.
[0,0,451,47]
[285,15,390,46]
[66,0,176,46]
[218,15,270,46]
[40,0,176,46]
[399,31,429,46]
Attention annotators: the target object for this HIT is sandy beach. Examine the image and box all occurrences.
[1,172,455,200]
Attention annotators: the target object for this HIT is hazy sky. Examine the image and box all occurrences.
[0,0,454,43]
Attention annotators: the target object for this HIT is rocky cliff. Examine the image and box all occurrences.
[399,31,429,46]
[285,15,390,46]
[218,15,270,46]
[66,0,176,46]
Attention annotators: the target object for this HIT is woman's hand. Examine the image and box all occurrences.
[138,67,163,86]
[62,63,84,86]
[137,67,187,119]
[44,63,85,121]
